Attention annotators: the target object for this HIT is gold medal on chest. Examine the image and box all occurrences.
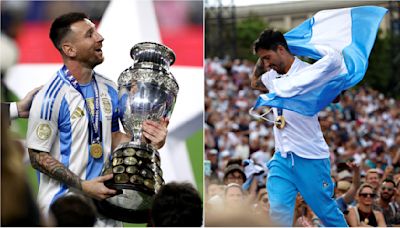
[275,116,286,129]
[90,143,103,159]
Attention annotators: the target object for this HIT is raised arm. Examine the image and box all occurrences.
[250,58,269,93]
[343,162,361,204]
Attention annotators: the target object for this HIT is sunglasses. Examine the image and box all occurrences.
[359,193,376,198]
[382,186,394,191]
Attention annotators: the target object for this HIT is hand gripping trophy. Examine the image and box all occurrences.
[95,42,179,223]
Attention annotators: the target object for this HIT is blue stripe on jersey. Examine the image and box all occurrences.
[36,170,40,185]
[51,97,71,205]
[48,80,65,120]
[45,78,63,120]
[106,84,120,132]
[41,76,59,119]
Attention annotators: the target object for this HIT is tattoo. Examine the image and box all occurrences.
[255,65,265,78]
[29,149,82,190]
[251,76,268,93]
[255,80,264,88]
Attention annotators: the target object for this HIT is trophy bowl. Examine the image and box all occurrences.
[95,42,178,223]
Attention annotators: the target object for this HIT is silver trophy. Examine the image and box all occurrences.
[96,42,179,223]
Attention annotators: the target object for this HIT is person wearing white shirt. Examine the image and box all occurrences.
[250,29,347,227]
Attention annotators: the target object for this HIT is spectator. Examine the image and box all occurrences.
[389,180,400,225]
[293,194,322,227]
[223,163,246,185]
[253,188,270,217]
[224,183,246,210]
[50,194,96,227]
[366,169,381,191]
[335,162,361,215]
[378,179,397,226]
[151,182,203,227]
[347,184,386,227]
[1,109,44,226]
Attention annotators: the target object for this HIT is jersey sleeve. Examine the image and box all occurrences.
[26,83,63,153]
[261,71,275,92]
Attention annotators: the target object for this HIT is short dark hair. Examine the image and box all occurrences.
[253,29,289,53]
[50,194,96,227]
[151,182,203,227]
[49,12,89,51]
[383,178,396,187]
[223,164,246,183]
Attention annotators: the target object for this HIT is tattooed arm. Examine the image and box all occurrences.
[28,149,117,200]
[250,58,269,93]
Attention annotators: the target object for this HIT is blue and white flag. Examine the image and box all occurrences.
[253,6,387,116]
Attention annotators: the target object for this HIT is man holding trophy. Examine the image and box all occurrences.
[26,12,175,225]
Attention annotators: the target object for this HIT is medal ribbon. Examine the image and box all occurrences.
[59,65,102,143]
[277,108,283,118]
[276,74,284,126]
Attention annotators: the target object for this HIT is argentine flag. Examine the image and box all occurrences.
[253,6,388,116]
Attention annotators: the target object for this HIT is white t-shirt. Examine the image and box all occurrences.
[27,66,119,214]
[261,57,329,159]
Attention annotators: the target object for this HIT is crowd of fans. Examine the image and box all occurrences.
[205,57,400,226]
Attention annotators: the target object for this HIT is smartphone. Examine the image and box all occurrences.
[204,160,211,177]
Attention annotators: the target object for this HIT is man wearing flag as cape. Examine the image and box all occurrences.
[250,6,387,226]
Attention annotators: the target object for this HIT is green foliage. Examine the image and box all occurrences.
[362,31,392,92]
[205,11,267,60]
[236,14,268,60]
[361,30,400,98]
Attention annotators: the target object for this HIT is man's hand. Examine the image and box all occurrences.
[142,118,169,149]
[346,161,360,172]
[82,174,117,200]
[17,86,42,118]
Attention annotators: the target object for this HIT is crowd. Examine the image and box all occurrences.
[205,57,400,226]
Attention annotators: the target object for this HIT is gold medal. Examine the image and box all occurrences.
[275,116,286,129]
[90,143,103,159]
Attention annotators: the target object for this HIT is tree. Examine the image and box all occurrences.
[236,14,268,61]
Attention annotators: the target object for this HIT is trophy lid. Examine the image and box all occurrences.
[130,42,175,70]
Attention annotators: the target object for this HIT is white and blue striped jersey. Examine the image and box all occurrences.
[26,66,119,214]
[261,57,329,159]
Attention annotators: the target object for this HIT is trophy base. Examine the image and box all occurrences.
[94,189,153,223]
[95,142,164,223]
